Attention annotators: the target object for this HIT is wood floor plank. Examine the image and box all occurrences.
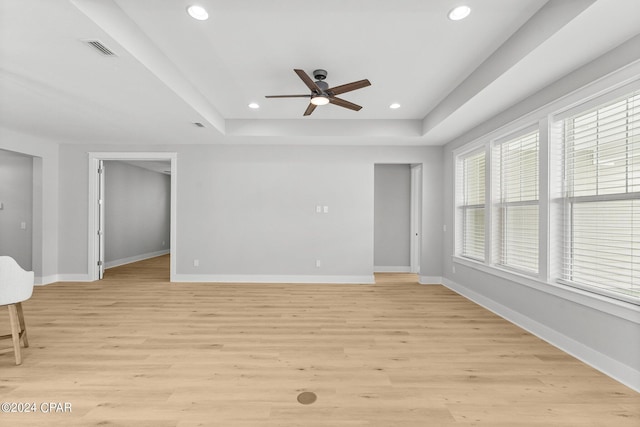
[0,255,637,426]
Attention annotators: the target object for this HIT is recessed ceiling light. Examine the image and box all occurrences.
[448,5,471,21]
[390,103,401,109]
[187,5,209,21]
[248,103,260,109]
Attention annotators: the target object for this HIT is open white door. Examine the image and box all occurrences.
[97,160,105,279]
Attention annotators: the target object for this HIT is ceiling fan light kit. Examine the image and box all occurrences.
[310,96,330,106]
[265,69,371,116]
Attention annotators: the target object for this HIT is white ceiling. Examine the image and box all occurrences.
[1,0,639,146]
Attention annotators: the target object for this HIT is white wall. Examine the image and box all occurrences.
[55,143,443,283]
[374,164,411,271]
[441,37,640,391]
[0,149,33,270]
[104,161,170,268]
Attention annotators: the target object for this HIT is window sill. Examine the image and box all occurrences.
[452,256,640,323]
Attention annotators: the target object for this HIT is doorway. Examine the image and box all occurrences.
[373,163,422,274]
[88,152,177,282]
[410,164,422,274]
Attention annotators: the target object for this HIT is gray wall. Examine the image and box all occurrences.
[176,148,372,278]
[0,149,33,270]
[104,161,170,267]
[53,144,442,282]
[374,164,410,270]
[0,128,60,283]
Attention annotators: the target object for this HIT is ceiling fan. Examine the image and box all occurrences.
[265,69,371,116]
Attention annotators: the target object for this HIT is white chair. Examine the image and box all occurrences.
[0,256,34,365]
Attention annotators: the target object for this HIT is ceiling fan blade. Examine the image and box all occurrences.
[265,94,311,98]
[294,69,322,94]
[329,97,362,111]
[327,79,371,96]
[303,103,317,116]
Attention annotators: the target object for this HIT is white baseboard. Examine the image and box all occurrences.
[172,274,375,284]
[442,277,640,393]
[35,275,60,286]
[105,249,169,269]
[419,276,442,285]
[47,274,92,283]
[374,266,411,273]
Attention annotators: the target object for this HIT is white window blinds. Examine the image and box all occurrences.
[458,150,486,260]
[494,131,539,273]
[563,90,640,299]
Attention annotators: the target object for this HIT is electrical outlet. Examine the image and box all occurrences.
[194,259,199,267]
[315,259,321,268]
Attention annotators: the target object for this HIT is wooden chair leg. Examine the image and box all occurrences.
[16,302,28,348]
[7,304,22,365]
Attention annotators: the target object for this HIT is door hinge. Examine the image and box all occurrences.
[98,167,103,174]
[97,260,103,266]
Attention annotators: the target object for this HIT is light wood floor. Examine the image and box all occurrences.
[1,255,638,426]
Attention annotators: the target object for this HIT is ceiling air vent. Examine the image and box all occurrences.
[84,40,116,56]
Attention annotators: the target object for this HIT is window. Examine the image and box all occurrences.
[454,81,640,305]
[457,149,486,261]
[494,131,539,274]
[562,90,640,299]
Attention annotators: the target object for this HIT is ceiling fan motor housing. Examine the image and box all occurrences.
[313,69,328,80]
[315,81,329,92]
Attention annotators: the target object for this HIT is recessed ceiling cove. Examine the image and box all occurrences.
[3,0,639,144]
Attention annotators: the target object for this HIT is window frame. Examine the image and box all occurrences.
[455,146,488,262]
[491,127,540,276]
[558,90,640,301]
